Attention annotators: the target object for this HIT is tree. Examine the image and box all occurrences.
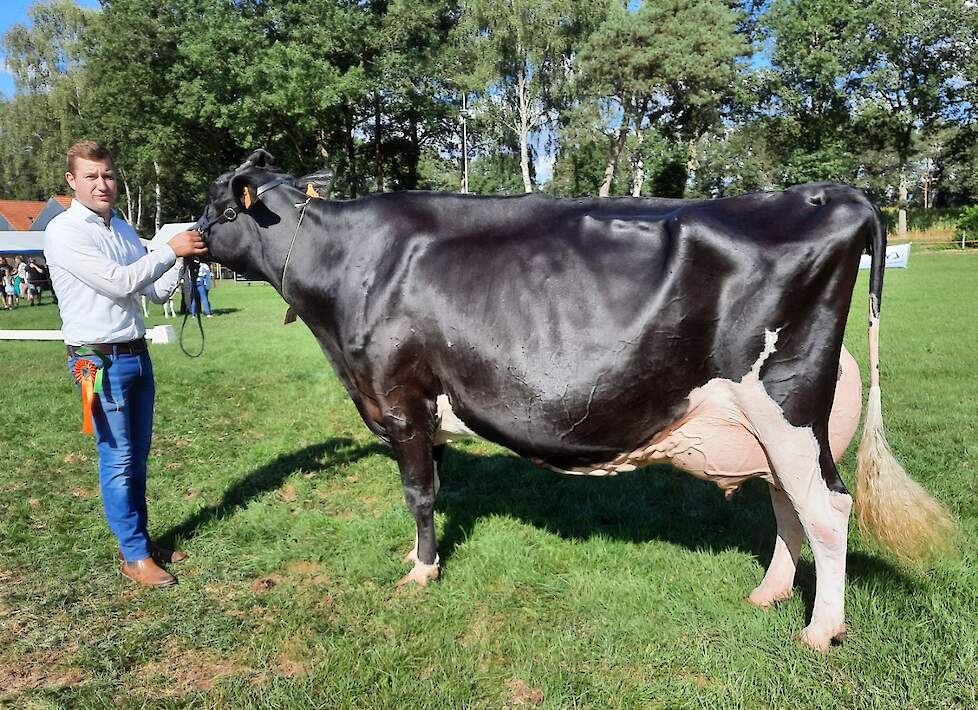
[458,0,596,193]
[763,0,976,211]
[0,0,94,199]
[854,0,974,232]
[84,0,211,231]
[579,0,748,197]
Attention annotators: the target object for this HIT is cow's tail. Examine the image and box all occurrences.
[854,206,956,564]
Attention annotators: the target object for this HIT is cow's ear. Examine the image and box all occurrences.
[242,185,256,210]
[231,173,259,210]
[293,167,335,199]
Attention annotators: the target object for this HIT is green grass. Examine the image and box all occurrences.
[1,251,977,708]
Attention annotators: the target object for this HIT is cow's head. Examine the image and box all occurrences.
[200,149,336,282]
[203,148,284,224]
[199,149,292,279]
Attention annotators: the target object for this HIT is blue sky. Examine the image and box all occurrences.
[0,0,99,99]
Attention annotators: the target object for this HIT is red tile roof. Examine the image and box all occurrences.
[0,200,48,230]
[52,195,73,209]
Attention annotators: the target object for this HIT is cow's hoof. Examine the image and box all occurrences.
[396,560,439,588]
[403,547,419,565]
[747,585,793,610]
[798,622,847,653]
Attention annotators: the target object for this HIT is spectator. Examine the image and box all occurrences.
[190,261,213,318]
[15,256,29,303]
[2,269,15,309]
[26,258,46,305]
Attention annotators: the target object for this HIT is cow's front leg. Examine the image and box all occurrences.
[404,444,444,567]
[384,405,440,588]
[749,484,804,609]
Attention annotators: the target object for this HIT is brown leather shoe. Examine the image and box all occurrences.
[117,542,188,565]
[120,557,177,587]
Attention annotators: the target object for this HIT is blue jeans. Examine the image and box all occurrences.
[68,351,155,562]
[190,284,211,315]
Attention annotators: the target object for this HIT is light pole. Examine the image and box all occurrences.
[460,92,471,194]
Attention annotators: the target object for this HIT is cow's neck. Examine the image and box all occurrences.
[253,191,312,297]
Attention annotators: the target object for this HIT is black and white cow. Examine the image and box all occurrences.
[197,150,953,652]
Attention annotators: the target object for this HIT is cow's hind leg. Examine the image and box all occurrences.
[384,403,440,587]
[741,401,852,652]
[749,484,803,609]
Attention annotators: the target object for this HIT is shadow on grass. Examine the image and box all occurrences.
[433,448,918,602]
[164,436,917,605]
[175,307,241,317]
[437,448,926,616]
[159,437,388,545]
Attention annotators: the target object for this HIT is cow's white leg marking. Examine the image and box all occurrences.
[400,513,438,586]
[405,532,419,564]
[738,329,851,652]
[749,484,803,609]
[398,551,440,588]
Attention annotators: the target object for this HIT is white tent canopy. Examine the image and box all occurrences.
[150,222,195,250]
[0,231,45,255]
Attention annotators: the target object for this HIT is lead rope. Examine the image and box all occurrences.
[281,197,311,302]
[179,258,205,358]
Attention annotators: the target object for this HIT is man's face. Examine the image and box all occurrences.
[66,157,118,217]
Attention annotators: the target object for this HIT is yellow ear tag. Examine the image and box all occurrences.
[242,186,255,210]
[305,183,321,199]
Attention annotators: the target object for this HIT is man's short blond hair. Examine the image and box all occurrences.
[67,141,114,173]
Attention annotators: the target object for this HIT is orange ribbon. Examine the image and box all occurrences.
[71,358,99,435]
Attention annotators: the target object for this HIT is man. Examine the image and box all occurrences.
[45,141,208,588]
[26,258,46,305]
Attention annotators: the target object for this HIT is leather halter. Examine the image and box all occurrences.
[194,175,293,236]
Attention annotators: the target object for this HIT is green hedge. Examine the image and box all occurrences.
[879,206,963,233]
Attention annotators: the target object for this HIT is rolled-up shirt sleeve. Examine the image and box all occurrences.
[46,219,177,299]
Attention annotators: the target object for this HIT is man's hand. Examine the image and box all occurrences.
[167,230,209,258]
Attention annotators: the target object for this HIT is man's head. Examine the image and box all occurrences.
[65,141,117,219]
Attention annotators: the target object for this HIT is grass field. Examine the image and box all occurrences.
[1,250,977,708]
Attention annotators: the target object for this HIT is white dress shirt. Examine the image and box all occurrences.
[45,199,183,345]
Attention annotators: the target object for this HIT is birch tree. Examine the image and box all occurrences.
[459,0,588,193]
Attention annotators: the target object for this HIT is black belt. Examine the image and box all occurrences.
[67,338,147,357]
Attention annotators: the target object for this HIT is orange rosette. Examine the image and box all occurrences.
[72,358,100,435]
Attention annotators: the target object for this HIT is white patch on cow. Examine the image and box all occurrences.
[547,334,861,502]
[719,328,849,651]
[398,553,440,588]
[751,327,781,379]
[433,394,478,445]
